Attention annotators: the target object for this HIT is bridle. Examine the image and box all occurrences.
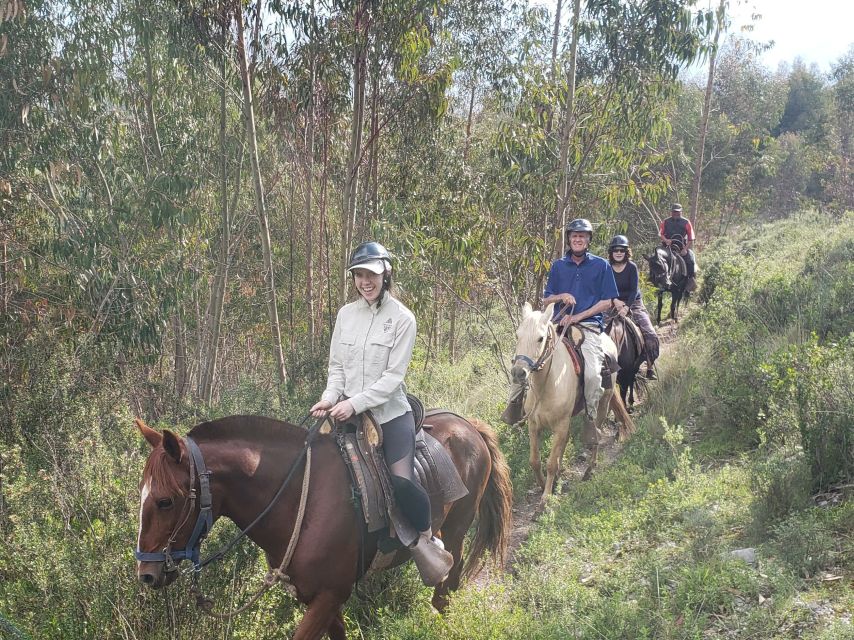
[511,303,574,375]
[134,436,213,572]
[135,415,325,577]
[511,322,556,373]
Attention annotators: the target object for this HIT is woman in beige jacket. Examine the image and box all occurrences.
[310,241,452,585]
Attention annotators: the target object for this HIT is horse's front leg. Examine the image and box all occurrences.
[292,591,348,640]
[528,420,545,490]
[542,420,571,501]
[656,291,664,324]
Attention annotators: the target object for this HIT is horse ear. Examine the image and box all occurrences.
[135,418,162,449]
[522,302,533,317]
[543,302,555,321]
[162,430,184,464]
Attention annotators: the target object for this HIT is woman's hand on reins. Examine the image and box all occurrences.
[328,400,355,421]
[310,400,333,418]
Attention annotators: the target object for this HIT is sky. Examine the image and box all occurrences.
[727,0,853,71]
[532,0,854,74]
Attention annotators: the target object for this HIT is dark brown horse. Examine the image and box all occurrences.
[605,314,646,411]
[645,240,688,324]
[135,413,511,640]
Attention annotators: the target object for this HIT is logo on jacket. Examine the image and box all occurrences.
[383,318,393,333]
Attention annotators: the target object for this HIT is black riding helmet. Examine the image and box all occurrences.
[348,241,392,271]
[609,235,629,250]
[565,218,594,235]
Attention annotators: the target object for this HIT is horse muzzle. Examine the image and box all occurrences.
[138,561,179,589]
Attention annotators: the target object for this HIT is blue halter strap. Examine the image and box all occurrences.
[134,436,213,570]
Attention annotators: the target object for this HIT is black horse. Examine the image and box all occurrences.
[605,314,647,411]
[645,236,688,324]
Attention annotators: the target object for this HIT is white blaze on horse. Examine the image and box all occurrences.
[510,303,635,503]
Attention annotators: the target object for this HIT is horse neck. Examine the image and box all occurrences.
[528,325,577,395]
[197,427,313,535]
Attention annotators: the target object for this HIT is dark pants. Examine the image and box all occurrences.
[382,412,431,532]
[630,298,660,363]
[683,249,696,278]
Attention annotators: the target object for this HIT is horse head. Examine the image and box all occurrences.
[645,248,672,290]
[511,302,555,383]
[135,418,196,589]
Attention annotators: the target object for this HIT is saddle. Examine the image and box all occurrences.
[331,397,468,549]
[560,326,619,416]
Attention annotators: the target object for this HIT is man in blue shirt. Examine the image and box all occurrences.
[502,219,619,443]
[543,218,618,433]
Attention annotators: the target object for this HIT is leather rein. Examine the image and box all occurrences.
[135,414,326,611]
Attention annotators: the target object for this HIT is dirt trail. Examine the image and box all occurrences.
[473,319,681,584]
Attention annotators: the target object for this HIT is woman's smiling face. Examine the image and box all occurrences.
[352,268,384,303]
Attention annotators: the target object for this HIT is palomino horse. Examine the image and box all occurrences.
[645,239,688,324]
[605,314,646,411]
[511,303,635,503]
[135,413,511,639]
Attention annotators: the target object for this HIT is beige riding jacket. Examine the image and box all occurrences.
[320,294,416,424]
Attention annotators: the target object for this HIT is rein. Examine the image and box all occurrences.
[137,413,327,617]
[511,304,576,424]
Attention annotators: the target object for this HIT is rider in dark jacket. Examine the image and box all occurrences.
[659,203,696,290]
[607,235,660,380]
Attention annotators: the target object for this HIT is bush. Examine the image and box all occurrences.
[770,508,837,578]
[750,448,812,532]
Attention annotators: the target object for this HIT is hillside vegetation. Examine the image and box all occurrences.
[0,212,851,639]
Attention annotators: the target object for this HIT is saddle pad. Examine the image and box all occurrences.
[624,316,646,361]
[561,337,583,375]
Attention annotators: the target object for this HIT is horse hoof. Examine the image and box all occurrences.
[581,466,595,481]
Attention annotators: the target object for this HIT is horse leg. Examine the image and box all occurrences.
[292,592,347,640]
[542,423,571,501]
[430,501,476,612]
[528,421,545,490]
[326,612,347,640]
[656,292,664,325]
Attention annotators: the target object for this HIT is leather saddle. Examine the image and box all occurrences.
[328,395,468,548]
[560,326,619,416]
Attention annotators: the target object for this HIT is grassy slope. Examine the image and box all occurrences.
[351,212,854,640]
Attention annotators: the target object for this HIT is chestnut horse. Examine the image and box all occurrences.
[135,413,511,640]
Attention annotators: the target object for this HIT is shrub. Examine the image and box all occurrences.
[770,508,837,578]
[750,448,812,532]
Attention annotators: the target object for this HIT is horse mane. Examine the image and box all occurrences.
[188,414,305,444]
[143,416,305,496]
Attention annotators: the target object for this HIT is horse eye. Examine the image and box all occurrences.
[537,336,544,343]
[156,498,174,510]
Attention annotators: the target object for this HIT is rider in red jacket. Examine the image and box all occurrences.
[659,203,696,289]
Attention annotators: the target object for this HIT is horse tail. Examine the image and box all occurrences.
[461,418,513,582]
[610,390,636,442]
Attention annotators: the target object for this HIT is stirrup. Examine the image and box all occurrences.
[409,532,453,586]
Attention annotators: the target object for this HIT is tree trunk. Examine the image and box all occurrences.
[690,0,725,241]
[340,0,368,305]
[304,39,316,352]
[235,7,288,386]
[545,0,564,134]
[463,83,476,161]
[0,234,7,317]
[200,24,232,405]
[553,0,582,260]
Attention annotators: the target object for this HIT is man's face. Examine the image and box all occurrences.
[671,208,682,217]
[568,231,590,254]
